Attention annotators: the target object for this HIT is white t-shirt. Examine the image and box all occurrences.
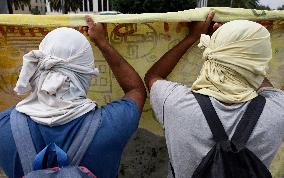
[150,80,284,178]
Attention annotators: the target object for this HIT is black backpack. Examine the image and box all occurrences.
[171,93,272,178]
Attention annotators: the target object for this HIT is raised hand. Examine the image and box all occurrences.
[85,15,108,46]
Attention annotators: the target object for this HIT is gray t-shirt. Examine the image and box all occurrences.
[150,80,284,178]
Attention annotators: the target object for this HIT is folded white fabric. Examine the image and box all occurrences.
[14,27,99,126]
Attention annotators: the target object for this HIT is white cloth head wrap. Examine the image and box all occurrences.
[192,20,272,103]
[14,27,99,126]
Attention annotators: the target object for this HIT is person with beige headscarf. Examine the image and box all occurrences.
[145,12,284,178]
[0,16,146,178]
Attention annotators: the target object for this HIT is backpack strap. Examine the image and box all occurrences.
[170,162,176,178]
[10,108,102,174]
[193,93,229,142]
[33,143,69,170]
[67,108,102,166]
[231,95,266,150]
[10,109,37,175]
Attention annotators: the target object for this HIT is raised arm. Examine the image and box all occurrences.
[144,12,215,91]
[85,16,146,111]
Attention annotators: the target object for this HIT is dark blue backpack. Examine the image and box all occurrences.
[10,109,101,178]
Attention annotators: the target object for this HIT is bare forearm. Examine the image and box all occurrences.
[144,11,214,90]
[144,36,197,86]
[85,17,146,110]
[97,41,145,93]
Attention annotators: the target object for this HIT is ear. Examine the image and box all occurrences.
[213,22,223,32]
[207,22,223,36]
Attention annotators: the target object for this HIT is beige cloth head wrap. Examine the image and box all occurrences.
[192,20,272,103]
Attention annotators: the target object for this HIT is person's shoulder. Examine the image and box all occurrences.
[150,79,183,92]
[100,98,140,118]
[258,87,284,107]
[0,107,14,127]
[101,98,139,110]
[0,107,14,120]
[149,80,194,126]
[258,87,284,98]
[151,79,191,97]
[99,98,140,135]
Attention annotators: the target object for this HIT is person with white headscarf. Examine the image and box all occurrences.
[0,16,146,178]
[14,27,100,126]
[145,12,284,177]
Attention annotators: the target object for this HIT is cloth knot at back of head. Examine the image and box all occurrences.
[192,20,272,103]
[14,27,99,126]
[198,34,215,60]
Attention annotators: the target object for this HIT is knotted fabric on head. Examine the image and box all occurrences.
[14,27,99,126]
[192,20,272,103]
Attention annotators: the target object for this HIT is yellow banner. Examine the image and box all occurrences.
[0,7,283,177]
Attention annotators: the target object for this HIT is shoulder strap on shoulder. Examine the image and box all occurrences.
[193,92,228,142]
[10,109,37,175]
[67,108,102,166]
[231,95,266,150]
